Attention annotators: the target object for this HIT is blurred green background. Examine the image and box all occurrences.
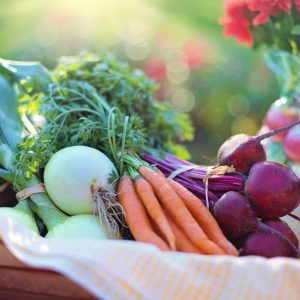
[0,0,279,163]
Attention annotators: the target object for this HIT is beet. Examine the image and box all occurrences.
[245,161,300,219]
[262,219,298,248]
[218,120,300,174]
[214,191,258,239]
[264,98,299,142]
[217,134,266,174]
[240,231,298,258]
[284,124,300,163]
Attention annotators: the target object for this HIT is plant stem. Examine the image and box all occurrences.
[15,200,34,216]
[122,153,148,170]
[0,168,14,183]
[127,165,141,180]
[18,175,68,230]
[288,213,300,222]
[257,120,300,141]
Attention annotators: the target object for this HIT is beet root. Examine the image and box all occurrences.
[245,161,300,219]
[218,120,300,174]
[214,191,258,239]
[284,124,300,163]
[262,219,298,248]
[240,231,298,258]
[218,134,266,174]
[264,98,299,142]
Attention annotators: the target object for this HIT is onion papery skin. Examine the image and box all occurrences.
[46,214,108,239]
[44,146,117,215]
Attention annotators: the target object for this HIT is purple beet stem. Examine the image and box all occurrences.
[142,153,245,210]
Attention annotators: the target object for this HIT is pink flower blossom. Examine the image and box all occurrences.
[145,58,167,82]
[294,0,300,12]
[221,0,296,46]
[247,0,291,25]
[220,0,254,47]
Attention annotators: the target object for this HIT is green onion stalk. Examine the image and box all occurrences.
[0,144,108,239]
[0,144,67,231]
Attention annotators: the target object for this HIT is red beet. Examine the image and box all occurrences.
[264,98,299,142]
[262,219,298,248]
[218,120,300,174]
[218,134,266,174]
[240,231,298,258]
[214,191,258,239]
[245,161,300,218]
[284,125,300,163]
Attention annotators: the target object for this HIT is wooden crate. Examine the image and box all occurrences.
[0,242,96,300]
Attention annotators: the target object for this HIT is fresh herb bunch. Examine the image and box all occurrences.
[16,52,194,177]
[17,81,144,177]
[53,53,194,156]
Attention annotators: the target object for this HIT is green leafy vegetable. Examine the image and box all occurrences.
[53,53,193,151]
[0,58,51,94]
[0,52,194,238]
[0,75,22,150]
[17,52,194,177]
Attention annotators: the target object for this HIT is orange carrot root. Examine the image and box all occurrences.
[118,175,170,251]
[135,177,176,251]
[165,215,204,254]
[168,179,239,256]
[139,166,226,255]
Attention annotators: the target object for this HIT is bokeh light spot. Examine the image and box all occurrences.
[231,116,259,135]
[171,89,195,112]
[227,94,250,117]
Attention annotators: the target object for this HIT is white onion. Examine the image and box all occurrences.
[46,214,108,239]
[44,146,123,238]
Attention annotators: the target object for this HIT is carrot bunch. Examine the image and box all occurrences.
[118,158,238,256]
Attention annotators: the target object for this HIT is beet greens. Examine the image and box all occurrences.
[143,153,245,209]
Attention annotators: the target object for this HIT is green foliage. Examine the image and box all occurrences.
[0,75,22,150]
[0,59,51,94]
[264,49,300,98]
[53,53,193,153]
[0,0,279,162]
[16,53,194,176]
[265,141,287,164]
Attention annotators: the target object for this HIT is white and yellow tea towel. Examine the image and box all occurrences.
[1,207,300,300]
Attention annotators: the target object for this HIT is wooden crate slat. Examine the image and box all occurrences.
[0,241,96,299]
[0,266,95,298]
[0,288,93,300]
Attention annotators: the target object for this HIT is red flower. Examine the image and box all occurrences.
[221,0,296,46]
[145,58,167,82]
[294,0,300,12]
[220,0,254,47]
[182,40,205,70]
[247,0,291,25]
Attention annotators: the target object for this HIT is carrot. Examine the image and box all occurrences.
[151,218,202,254]
[118,175,170,251]
[165,214,204,254]
[168,179,238,256]
[139,166,226,255]
[135,176,176,251]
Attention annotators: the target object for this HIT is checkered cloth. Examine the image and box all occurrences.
[1,207,300,300]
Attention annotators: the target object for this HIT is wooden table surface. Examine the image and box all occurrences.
[0,241,97,300]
